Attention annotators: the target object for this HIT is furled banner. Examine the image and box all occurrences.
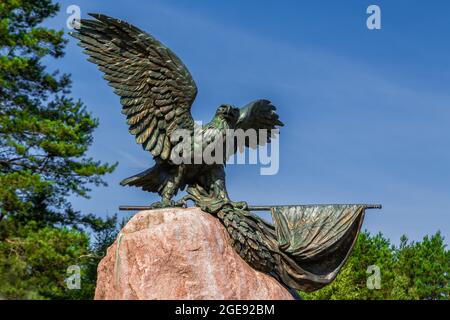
[270,204,371,291]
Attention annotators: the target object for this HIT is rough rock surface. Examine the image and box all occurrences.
[94,207,293,300]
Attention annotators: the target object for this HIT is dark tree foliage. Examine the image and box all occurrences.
[0,0,118,299]
[302,231,449,300]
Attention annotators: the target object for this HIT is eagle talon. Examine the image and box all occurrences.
[174,198,187,208]
[149,199,178,209]
[234,201,248,210]
[224,200,248,211]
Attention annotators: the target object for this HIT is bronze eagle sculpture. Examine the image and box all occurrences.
[72,14,381,294]
[71,13,283,210]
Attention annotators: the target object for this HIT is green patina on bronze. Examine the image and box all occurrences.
[71,14,381,292]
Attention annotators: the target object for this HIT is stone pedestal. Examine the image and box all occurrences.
[94,207,293,300]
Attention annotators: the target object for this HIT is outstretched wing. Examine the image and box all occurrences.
[234,99,284,151]
[71,13,197,161]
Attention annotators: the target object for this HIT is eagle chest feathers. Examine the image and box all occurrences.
[200,118,232,159]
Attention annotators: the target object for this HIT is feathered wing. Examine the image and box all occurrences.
[233,99,284,152]
[71,13,197,162]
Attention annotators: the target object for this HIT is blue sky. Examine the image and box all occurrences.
[44,0,450,244]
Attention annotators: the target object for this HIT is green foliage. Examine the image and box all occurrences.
[0,222,91,299]
[301,231,449,300]
[0,214,120,299]
[0,0,117,220]
[0,0,119,299]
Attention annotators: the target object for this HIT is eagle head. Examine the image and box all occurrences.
[215,104,240,125]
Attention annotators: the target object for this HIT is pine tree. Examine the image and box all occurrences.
[301,231,449,300]
[0,0,118,299]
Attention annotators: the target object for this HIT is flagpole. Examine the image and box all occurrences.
[118,204,382,211]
